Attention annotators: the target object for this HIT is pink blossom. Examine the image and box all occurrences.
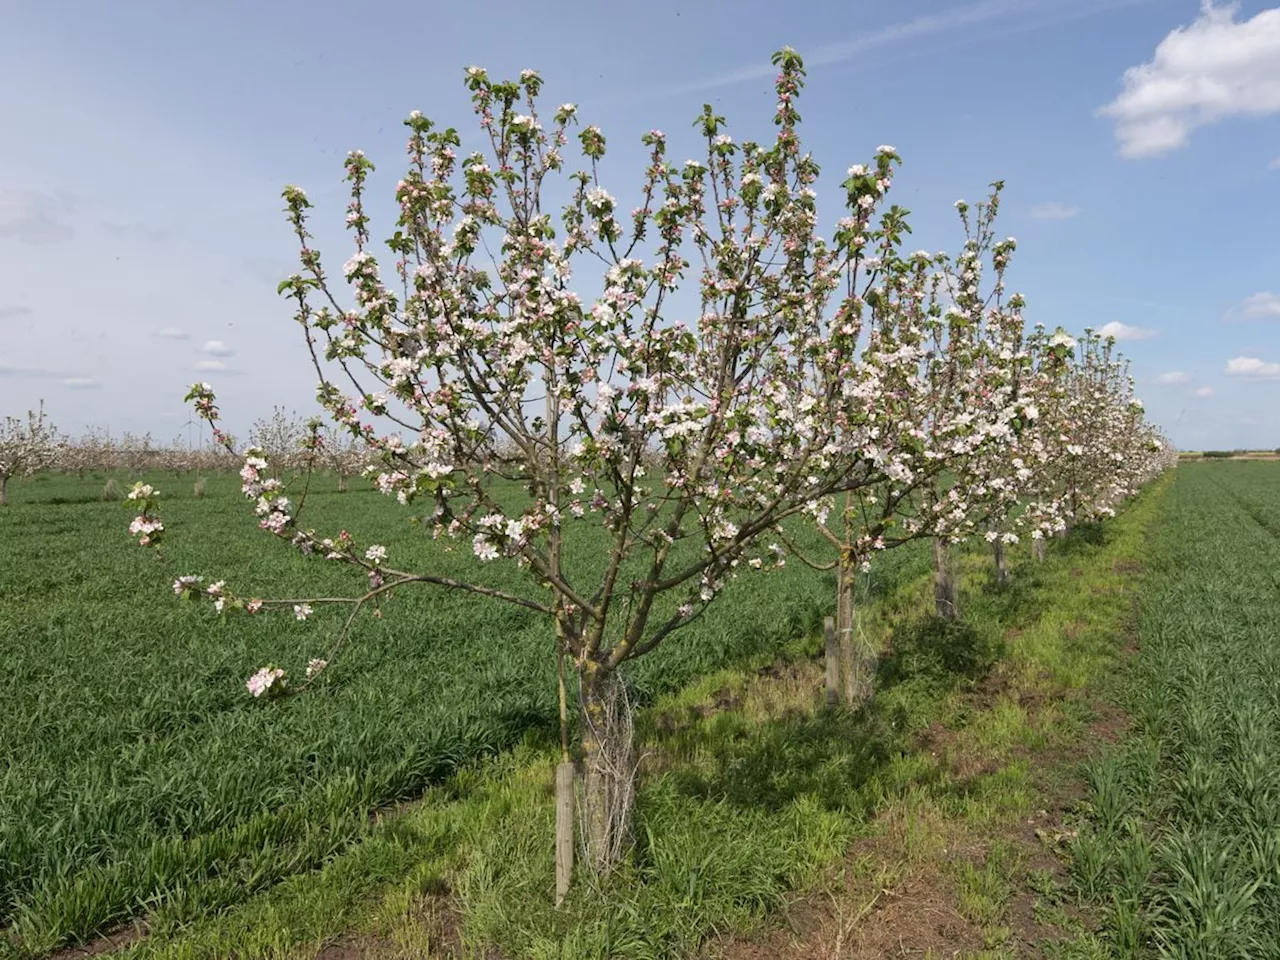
[246,666,286,698]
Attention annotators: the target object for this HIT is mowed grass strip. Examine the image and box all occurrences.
[1065,461,1280,958]
[0,470,929,957]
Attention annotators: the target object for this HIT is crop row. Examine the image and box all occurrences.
[1071,461,1280,956]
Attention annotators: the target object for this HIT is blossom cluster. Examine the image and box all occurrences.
[126,482,165,547]
[246,665,286,698]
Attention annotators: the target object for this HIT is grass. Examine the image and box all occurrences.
[1060,461,1280,958]
[0,469,930,957]
[64,470,1178,959]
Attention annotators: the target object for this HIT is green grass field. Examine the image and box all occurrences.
[96,465,1173,959]
[8,463,1279,959]
[0,470,929,956]
[1066,461,1280,957]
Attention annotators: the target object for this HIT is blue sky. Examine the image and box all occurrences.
[2,0,1278,450]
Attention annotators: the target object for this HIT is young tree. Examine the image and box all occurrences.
[1015,330,1133,542]
[249,406,309,476]
[129,48,1073,877]
[908,192,1035,620]
[965,323,1069,581]
[58,427,113,479]
[771,187,1040,696]
[318,423,368,491]
[118,431,157,478]
[0,402,60,505]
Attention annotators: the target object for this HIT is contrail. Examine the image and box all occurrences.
[625,0,1158,103]
[685,0,1049,94]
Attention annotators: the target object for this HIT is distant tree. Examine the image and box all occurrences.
[118,432,157,478]
[0,401,60,505]
[249,407,307,475]
[317,424,369,492]
[58,428,113,479]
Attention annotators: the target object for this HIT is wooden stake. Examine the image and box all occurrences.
[554,760,575,907]
[824,616,839,707]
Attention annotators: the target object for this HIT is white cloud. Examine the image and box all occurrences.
[1097,320,1158,341]
[62,378,100,389]
[155,327,190,340]
[0,359,63,379]
[0,189,74,244]
[195,359,227,372]
[0,305,33,320]
[1029,201,1081,220]
[1156,370,1190,385]
[201,339,233,357]
[1193,386,1215,397]
[1099,3,1280,159]
[1226,356,1280,378]
[1270,156,1280,169]
[1241,291,1280,319]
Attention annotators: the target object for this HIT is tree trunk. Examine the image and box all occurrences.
[837,559,876,707]
[0,475,7,506]
[1033,537,1045,563]
[337,473,348,493]
[577,664,635,877]
[993,537,1007,584]
[933,537,959,619]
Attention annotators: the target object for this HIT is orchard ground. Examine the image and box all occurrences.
[3,461,1272,958]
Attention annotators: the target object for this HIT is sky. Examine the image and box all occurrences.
[2,0,1278,451]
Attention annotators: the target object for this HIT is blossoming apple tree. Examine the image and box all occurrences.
[1061,331,1160,523]
[57,428,112,479]
[901,191,1040,621]
[249,406,309,476]
[1010,329,1146,541]
[125,47,1161,881]
[318,423,370,491]
[958,323,1068,578]
[767,183,1041,699]
[0,401,60,506]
